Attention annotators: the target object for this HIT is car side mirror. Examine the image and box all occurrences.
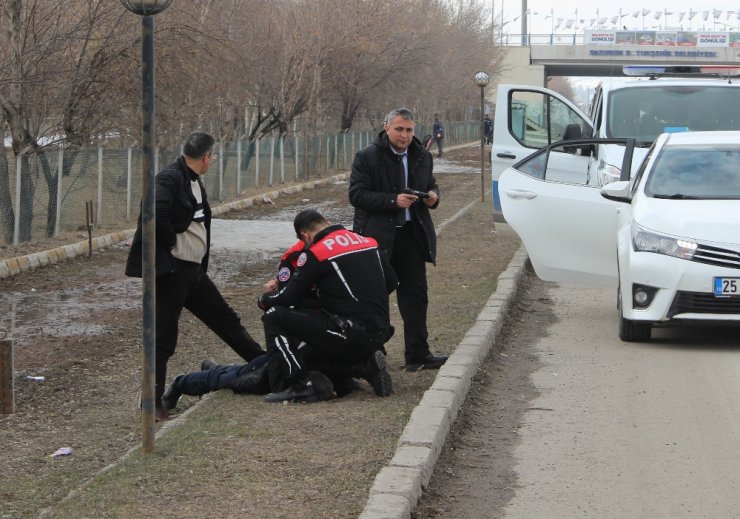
[600,180,631,203]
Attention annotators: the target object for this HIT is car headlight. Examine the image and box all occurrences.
[597,161,621,186]
[631,223,698,259]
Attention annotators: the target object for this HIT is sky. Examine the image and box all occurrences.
[496,1,740,35]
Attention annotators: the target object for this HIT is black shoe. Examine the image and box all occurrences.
[263,371,334,403]
[200,358,221,371]
[161,375,184,412]
[333,377,364,398]
[404,353,448,371]
[362,350,393,397]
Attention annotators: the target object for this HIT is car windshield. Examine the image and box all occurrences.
[607,85,740,144]
[644,144,740,199]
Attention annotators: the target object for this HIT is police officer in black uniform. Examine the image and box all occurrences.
[258,209,398,403]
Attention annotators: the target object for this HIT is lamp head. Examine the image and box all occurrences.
[120,0,173,16]
[474,71,490,87]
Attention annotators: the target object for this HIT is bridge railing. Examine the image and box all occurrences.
[498,33,586,46]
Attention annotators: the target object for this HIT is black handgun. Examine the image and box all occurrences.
[403,188,430,200]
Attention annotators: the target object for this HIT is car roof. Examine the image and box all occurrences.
[662,130,740,147]
[598,77,737,91]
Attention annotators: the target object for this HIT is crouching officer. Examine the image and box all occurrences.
[258,209,398,403]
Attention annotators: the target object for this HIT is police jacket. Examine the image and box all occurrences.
[124,156,211,278]
[260,224,398,333]
[349,131,439,263]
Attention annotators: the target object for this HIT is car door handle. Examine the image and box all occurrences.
[506,189,537,200]
[497,152,517,159]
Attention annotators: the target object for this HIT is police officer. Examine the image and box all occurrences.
[258,209,398,403]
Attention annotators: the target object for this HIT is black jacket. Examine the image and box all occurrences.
[261,225,398,332]
[125,156,212,278]
[349,131,439,263]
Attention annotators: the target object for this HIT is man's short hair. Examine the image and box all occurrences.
[293,209,327,237]
[384,108,415,125]
[182,132,215,159]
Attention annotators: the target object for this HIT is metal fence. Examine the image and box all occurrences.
[0,121,479,247]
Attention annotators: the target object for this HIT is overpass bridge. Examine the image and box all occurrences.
[495,30,740,87]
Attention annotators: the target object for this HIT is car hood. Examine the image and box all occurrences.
[634,198,740,246]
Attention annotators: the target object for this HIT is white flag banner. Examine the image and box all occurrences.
[678,12,686,22]
[599,16,607,25]
[642,8,650,16]
[632,10,640,17]
[703,10,709,21]
[726,11,735,20]
[555,18,563,29]
[713,9,722,19]
[565,19,574,28]
[610,15,618,24]
[653,11,662,20]
[689,10,697,20]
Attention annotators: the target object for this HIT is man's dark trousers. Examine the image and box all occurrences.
[155,259,263,401]
[390,222,431,364]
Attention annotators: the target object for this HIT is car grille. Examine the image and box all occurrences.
[692,244,740,269]
[669,291,740,316]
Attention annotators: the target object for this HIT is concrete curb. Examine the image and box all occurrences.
[359,245,530,519]
[0,173,350,279]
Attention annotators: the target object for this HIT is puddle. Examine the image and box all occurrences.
[0,278,141,347]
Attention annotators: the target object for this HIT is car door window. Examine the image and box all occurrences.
[515,142,592,185]
[510,90,587,149]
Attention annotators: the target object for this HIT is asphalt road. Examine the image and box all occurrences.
[418,273,740,519]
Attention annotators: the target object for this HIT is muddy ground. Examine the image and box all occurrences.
[0,146,522,519]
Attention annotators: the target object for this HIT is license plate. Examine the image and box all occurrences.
[714,277,740,298]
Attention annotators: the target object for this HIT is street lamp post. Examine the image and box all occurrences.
[120,0,172,453]
[474,71,490,203]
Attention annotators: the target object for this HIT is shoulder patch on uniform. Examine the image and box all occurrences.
[296,252,308,267]
[277,267,291,282]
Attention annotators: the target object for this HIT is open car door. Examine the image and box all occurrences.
[492,84,592,215]
[500,139,634,287]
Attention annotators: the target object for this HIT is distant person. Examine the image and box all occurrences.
[431,113,445,157]
[349,107,448,371]
[484,113,493,145]
[258,209,397,403]
[125,131,264,421]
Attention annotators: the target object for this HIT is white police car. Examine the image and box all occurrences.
[499,131,740,341]
[491,66,740,217]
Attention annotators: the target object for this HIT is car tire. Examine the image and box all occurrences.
[617,285,652,342]
[618,314,652,342]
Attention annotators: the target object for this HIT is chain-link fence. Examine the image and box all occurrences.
[0,121,478,247]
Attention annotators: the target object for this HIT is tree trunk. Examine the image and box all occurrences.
[0,151,14,244]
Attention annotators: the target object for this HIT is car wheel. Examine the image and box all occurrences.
[617,285,652,342]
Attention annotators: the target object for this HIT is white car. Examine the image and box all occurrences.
[491,68,740,218]
[500,131,740,341]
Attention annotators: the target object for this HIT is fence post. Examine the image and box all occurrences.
[268,135,275,187]
[0,330,14,415]
[97,145,104,226]
[343,133,347,170]
[236,139,242,195]
[255,137,260,187]
[294,135,299,182]
[218,141,224,201]
[55,145,63,236]
[279,136,285,184]
[126,147,133,221]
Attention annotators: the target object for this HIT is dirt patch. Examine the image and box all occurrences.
[0,145,521,518]
[412,273,553,518]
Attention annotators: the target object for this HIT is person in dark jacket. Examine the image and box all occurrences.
[348,107,448,371]
[258,209,398,403]
[431,113,445,157]
[484,113,493,145]
[125,131,264,421]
